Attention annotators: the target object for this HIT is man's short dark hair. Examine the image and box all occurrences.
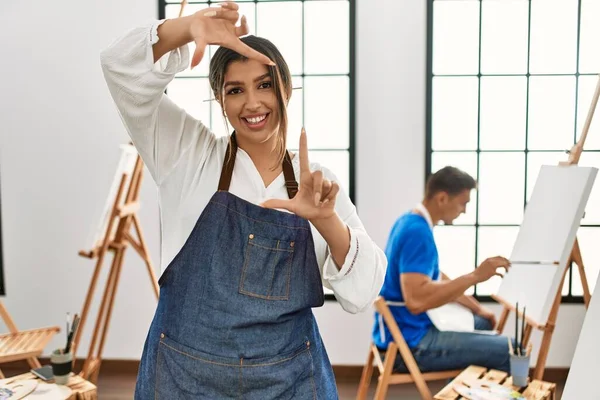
[425,166,477,200]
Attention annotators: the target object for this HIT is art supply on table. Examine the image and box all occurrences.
[520,307,526,355]
[65,313,70,341]
[49,312,80,385]
[453,379,526,400]
[64,313,80,354]
[0,380,38,400]
[0,387,12,400]
[26,382,72,399]
[30,365,53,381]
[50,349,72,385]
[510,352,530,387]
[509,304,530,387]
[510,303,527,356]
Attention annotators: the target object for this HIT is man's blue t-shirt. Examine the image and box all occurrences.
[372,212,439,349]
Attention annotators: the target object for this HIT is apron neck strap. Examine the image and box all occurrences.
[218,132,298,199]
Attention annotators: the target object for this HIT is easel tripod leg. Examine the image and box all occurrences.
[571,238,591,308]
[496,307,510,333]
[81,247,124,383]
[132,215,159,299]
[95,247,127,381]
[72,253,105,366]
[533,269,565,381]
[72,175,128,365]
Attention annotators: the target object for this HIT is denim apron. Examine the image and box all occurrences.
[134,134,339,399]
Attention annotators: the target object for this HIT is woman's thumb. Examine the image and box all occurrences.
[260,198,291,211]
[191,43,206,69]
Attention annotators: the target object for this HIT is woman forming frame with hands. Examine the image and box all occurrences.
[100,2,386,398]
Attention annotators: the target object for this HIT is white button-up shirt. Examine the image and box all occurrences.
[99,20,387,313]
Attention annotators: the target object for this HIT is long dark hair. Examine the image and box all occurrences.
[209,36,292,167]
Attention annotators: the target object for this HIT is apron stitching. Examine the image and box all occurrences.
[285,249,293,299]
[210,201,310,230]
[307,344,317,400]
[248,243,294,252]
[159,340,311,367]
[238,289,289,301]
[159,341,239,367]
[154,341,162,400]
[239,358,243,399]
[239,241,291,300]
[266,241,280,297]
[239,245,252,295]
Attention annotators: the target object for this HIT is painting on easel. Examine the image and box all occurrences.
[83,143,138,254]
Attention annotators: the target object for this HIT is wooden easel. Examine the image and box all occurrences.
[71,148,159,384]
[492,73,600,381]
[69,2,186,381]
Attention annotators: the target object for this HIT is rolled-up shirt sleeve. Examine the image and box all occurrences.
[100,20,214,185]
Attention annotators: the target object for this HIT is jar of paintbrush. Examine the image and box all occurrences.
[51,313,80,385]
[509,303,532,387]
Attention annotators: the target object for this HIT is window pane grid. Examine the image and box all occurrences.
[428,0,595,302]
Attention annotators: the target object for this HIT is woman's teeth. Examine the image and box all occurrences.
[245,115,267,124]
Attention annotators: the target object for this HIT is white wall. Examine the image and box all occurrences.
[0,0,587,369]
[0,0,160,362]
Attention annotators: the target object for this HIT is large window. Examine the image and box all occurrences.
[159,0,355,298]
[426,0,600,301]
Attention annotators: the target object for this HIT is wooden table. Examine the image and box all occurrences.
[434,365,556,400]
[8,372,97,399]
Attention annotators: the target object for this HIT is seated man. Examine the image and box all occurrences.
[373,166,511,373]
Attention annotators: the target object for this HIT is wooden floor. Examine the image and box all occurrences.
[93,371,565,399]
[0,362,565,399]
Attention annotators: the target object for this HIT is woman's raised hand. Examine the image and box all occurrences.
[261,128,340,221]
[188,2,275,68]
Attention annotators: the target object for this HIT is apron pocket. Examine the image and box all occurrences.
[239,233,295,300]
[241,341,317,400]
[156,334,316,400]
[156,334,241,399]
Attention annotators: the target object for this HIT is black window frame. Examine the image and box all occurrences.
[425,0,592,304]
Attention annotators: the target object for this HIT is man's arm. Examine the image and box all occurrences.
[401,272,478,314]
[441,272,482,313]
[401,257,509,315]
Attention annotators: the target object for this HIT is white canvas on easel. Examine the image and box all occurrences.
[84,143,138,252]
[495,164,597,326]
[562,272,600,399]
